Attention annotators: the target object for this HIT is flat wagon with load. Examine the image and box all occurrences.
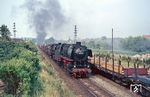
[89,54,150,97]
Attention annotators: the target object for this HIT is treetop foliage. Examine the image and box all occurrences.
[121,36,150,52]
[0,25,11,41]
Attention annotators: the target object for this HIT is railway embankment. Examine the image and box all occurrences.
[39,49,75,97]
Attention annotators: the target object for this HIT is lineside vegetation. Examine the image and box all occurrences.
[0,24,74,97]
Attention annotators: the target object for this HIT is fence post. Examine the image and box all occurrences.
[94,54,95,64]
[105,56,107,70]
[118,56,121,74]
[99,53,101,68]
[134,58,138,80]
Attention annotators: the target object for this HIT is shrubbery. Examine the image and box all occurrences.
[0,40,42,97]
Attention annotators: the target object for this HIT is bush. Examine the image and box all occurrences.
[0,40,42,97]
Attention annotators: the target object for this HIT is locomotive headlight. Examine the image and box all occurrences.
[87,65,90,68]
[74,65,76,68]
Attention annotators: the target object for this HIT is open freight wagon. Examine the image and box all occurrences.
[89,54,150,96]
[89,54,149,84]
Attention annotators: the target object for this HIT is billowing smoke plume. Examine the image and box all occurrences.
[24,0,66,44]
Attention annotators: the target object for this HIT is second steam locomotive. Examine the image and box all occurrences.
[42,42,92,78]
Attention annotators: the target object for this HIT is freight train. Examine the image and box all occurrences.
[41,42,93,78]
[40,42,150,96]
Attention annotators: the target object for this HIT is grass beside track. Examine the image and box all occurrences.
[39,56,75,97]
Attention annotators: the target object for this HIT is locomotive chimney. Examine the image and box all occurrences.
[76,42,81,45]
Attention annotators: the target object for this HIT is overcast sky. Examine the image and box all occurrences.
[0,0,150,40]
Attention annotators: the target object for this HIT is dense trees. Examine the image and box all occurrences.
[121,36,150,52]
[81,36,150,53]
[82,37,111,50]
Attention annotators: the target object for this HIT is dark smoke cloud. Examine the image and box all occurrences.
[24,0,66,44]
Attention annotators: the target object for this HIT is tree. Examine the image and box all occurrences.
[45,37,55,44]
[101,36,107,40]
[88,40,95,48]
[121,36,150,52]
[0,25,11,40]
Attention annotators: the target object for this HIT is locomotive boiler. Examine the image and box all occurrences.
[61,42,92,62]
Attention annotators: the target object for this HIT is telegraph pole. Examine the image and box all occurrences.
[112,28,114,80]
[13,22,16,39]
[74,25,77,43]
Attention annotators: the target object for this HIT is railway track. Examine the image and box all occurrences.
[91,75,140,97]
[77,78,115,97]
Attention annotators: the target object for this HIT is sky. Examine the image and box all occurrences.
[0,0,150,40]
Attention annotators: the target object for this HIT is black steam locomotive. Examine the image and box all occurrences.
[42,42,92,78]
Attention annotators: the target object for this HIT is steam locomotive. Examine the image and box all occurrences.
[42,42,92,78]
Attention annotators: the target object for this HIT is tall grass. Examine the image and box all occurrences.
[39,60,75,97]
